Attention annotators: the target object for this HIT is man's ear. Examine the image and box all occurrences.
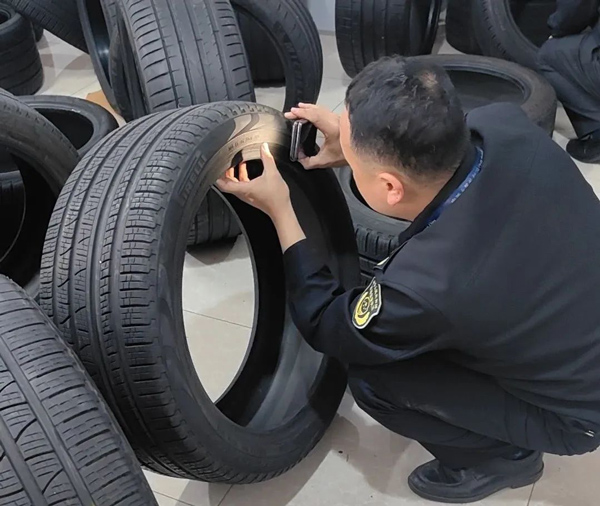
[379,172,404,206]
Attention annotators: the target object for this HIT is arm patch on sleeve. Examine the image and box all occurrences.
[353,278,382,329]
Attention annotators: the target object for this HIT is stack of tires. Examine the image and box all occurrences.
[333,0,559,282]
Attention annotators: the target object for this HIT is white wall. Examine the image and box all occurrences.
[307,0,335,32]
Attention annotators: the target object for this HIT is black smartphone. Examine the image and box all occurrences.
[290,120,318,162]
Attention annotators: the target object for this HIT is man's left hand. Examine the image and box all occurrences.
[216,143,291,220]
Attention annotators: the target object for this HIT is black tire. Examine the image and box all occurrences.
[78,0,118,107]
[40,102,359,482]
[236,8,284,84]
[107,27,132,120]
[418,54,557,134]
[0,157,24,260]
[113,0,255,121]
[0,97,116,260]
[19,95,119,157]
[445,0,481,55]
[3,0,86,51]
[32,22,43,42]
[472,0,556,69]
[0,89,79,294]
[336,167,410,284]
[186,190,241,247]
[335,0,443,78]
[0,3,43,95]
[0,275,158,506]
[231,0,322,110]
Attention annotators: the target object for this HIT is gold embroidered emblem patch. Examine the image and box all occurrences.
[352,278,382,329]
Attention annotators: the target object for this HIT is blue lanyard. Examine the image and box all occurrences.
[426,147,484,227]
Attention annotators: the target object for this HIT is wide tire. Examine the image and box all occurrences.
[335,0,443,78]
[40,102,359,482]
[112,0,255,121]
[0,89,79,294]
[0,3,43,95]
[0,275,158,506]
[2,0,86,51]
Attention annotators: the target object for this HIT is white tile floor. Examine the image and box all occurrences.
[37,25,600,506]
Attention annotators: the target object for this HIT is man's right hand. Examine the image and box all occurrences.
[284,103,347,170]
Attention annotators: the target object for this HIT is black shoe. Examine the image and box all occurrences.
[408,451,544,504]
[567,136,600,164]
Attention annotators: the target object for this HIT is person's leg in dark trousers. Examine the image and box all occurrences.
[538,28,600,162]
[348,354,599,503]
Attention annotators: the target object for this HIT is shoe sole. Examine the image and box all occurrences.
[407,464,544,504]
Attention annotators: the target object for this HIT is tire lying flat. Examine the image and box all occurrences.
[3,0,86,51]
[0,275,157,506]
[0,89,79,295]
[0,3,43,95]
[335,0,443,78]
[18,95,119,157]
[419,54,557,134]
[40,102,359,482]
[113,0,255,121]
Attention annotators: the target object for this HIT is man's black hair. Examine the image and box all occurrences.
[345,56,470,180]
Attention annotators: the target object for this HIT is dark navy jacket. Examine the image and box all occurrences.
[284,103,600,428]
[548,0,599,37]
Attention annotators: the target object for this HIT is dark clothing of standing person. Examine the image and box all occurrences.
[538,0,600,163]
[217,57,600,503]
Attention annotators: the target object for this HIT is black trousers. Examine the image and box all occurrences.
[348,354,600,470]
[538,27,600,138]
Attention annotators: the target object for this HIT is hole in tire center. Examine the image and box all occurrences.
[182,190,256,404]
[0,149,56,290]
[0,12,9,24]
[180,157,326,429]
[33,109,94,151]
[447,69,527,113]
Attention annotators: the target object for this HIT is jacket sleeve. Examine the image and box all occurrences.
[548,0,599,37]
[283,240,450,365]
